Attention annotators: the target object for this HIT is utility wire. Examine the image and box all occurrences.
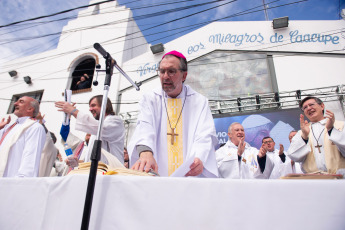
[0,0,230,45]
[0,0,115,28]
[2,0,335,75]
[0,0,327,73]
[0,0,237,68]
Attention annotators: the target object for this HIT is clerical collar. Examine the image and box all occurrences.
[311,118,327,125]
[16,116,31,124]
[164,84,186,99]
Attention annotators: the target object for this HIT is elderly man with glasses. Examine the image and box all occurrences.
[287,96,345,176]
[128,50,218,177]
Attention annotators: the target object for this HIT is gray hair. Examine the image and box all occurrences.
[299,96,323,110]
[228,122,241,133]
[30,99,40,117]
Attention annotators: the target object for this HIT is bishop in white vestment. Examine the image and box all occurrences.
[128,51,218,177]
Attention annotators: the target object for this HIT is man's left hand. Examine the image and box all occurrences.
[325,109,335,131]
[279,144,284,155]
[185,158,203,177]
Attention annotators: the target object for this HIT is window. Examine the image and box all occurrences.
[7,90,44,114]
[70,58,95,92]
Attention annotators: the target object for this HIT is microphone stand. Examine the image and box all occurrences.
[81,43,140,230]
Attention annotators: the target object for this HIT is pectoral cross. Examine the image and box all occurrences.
[167,128,179,145]
[315,144,322,153]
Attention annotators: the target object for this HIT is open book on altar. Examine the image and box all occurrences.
[67,162,157,176]
[280,173,343,179]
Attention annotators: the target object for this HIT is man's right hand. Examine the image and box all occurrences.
[131,151,158,173]
[55,101,77,117]
[0,116,11,130]
[300,114,310,139]
[65,156,79,168]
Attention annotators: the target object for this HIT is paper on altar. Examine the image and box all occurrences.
[62,89,72,125]
[170,156,194,177]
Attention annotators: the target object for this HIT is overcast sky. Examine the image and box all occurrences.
[0,0,344,67]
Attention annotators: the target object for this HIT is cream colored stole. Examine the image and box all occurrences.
[303,120,345,174]
[167,98,183,176]
[0,119,36,177]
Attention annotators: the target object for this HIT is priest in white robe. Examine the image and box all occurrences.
[261,137,295,179]
[288,130,303,173]
[35,112,59,177]
[287,96,345,175]
[128,50,218,177]
[0,96,46,177]
[39,131,58,177]
[55,95,125,164]
[216,122,273,179]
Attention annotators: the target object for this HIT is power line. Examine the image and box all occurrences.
[0,0,229,45]
[0,0,237,69]
[1,0,335,76]
[0,0,115,28]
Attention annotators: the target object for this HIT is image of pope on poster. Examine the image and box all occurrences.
[214,109,301,150]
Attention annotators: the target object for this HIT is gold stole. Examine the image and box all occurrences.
[303,120,345,174]
[167,98,183,176]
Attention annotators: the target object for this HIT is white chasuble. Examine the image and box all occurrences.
[128,85,219,177]
[167,98,183,175]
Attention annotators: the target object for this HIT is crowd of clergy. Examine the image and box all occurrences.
[0,50,344,178]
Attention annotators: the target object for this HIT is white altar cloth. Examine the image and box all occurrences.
[0,175,344,230]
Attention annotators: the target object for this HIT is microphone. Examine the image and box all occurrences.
[94,42,140,91]
[93,43,107,58]
[94,43,114,63]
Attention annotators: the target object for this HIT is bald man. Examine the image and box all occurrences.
[0,96,46,177]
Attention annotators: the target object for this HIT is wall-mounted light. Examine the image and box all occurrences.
[23,76,32,84]
[150,43,164,54]
[272,16,289,29]
[8,70,17,77]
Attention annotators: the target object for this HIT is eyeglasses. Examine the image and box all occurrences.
[302,103,317,111]
[157,68,183,77]
[263,140,273,144]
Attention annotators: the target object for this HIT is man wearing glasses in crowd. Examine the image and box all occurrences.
[128,50,218,177]
[260,137,295,179]
[287,96,345,176]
